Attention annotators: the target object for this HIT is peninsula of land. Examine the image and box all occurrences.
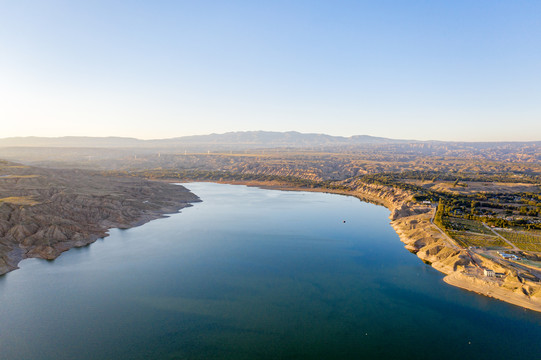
[0,161,199,275]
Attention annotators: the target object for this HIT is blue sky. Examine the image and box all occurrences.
[1,0,540,141]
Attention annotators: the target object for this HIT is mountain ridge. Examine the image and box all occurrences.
[0,131,404,149]
[3,131,537,149]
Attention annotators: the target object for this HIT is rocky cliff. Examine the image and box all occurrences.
[0,162,199,275]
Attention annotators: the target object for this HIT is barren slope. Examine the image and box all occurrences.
[0,161,199,274]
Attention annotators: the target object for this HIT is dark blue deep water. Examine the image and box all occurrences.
[0,183,540,359]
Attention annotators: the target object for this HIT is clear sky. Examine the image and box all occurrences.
[1,0,540,141]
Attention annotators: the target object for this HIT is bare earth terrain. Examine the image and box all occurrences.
[0,161,199,275]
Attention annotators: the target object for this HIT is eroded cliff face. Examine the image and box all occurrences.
[0,163,199,275]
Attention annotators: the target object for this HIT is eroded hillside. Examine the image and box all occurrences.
[0,161,199,274]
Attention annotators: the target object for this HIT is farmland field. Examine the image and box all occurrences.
[496,230,541,252]
[448,230,510,248]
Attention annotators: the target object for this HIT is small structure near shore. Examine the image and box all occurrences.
[497,252,520,261]
[483,268,495,277]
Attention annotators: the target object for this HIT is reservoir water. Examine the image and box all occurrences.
[0,183,540,359]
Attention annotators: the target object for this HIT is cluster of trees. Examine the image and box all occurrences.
[374,170,540,184]
[434,202,447,229]
[434,198,541,231]
[358,172,541,232]
[477,216,541,230]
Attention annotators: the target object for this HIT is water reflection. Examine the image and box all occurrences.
[0,183,539,360]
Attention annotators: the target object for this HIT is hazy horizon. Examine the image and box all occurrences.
[1,1,540,141]
[0,130,540,144]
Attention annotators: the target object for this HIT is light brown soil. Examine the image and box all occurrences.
[0,163,199,275]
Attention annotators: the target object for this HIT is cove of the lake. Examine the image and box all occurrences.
[0,183,540,360]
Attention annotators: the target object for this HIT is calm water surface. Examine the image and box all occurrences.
[0,183,540,359]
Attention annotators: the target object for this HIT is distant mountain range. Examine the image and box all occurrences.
[0,131,405,148]
[0,131,538,150]
[0,131,539,167]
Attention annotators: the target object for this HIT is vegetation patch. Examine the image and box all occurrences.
[448,230,510,249]
[0,175,40,179]
[495,230,541,252]
[0,196,39,206]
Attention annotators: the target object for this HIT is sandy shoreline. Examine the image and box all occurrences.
[443,273,541,312]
